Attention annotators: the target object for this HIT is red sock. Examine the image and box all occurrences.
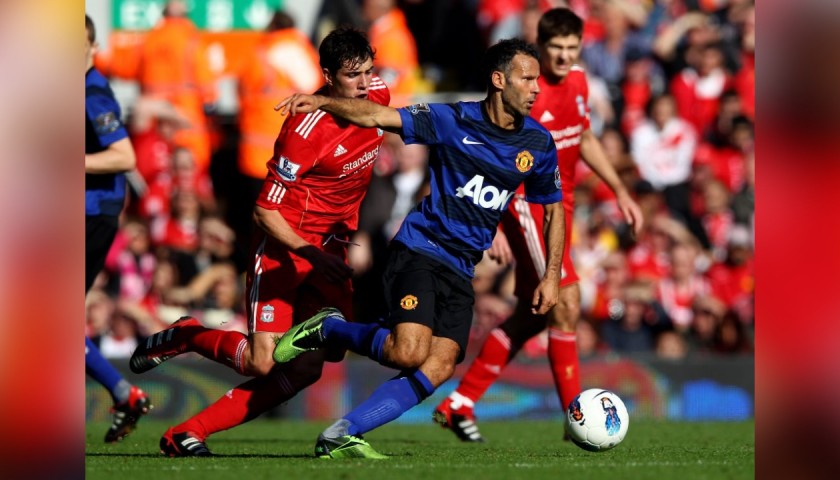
[174,371,297,439]
[548,327,581,410]
[188,328,248,375]
[456,328,512,404]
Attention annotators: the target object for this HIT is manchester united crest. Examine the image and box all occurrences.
[400,295,419,310]
[516,150,534,173]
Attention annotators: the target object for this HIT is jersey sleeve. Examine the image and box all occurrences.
[85,86,128,147]
[524,138,563,205]
[578,70,592,131]
[255,125,318,210]
[397,102,447,145]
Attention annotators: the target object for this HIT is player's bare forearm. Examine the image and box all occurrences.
[253,205,311,252]
[542,201,565,284]
[530,202,564,314]
[85,137,136,174]
[580,129,644,235]
[275,94,402,132]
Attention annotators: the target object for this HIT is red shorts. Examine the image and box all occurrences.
[246,230,354,334]
[501,195,578,300]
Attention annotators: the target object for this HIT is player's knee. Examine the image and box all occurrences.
[389,344,429,369]
[420,355,457,386]
[242,345,276,376]
[549,297,580,331]
[435,361,456,383]
[243,357,275,377]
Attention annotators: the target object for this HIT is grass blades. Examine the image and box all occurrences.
[86,419,754,480]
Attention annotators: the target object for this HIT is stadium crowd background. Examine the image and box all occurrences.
[86,0,755,364]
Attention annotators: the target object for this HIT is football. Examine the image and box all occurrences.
[565,388,630,452]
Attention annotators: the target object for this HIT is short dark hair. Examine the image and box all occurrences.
[731,115,754,133]
[482,38,540,90]
[85,14,96,44]
[645,92,675,118]
[537,8,583,45]
[318,26,375,75]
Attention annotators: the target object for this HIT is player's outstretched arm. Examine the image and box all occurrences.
[85,137,137,174]
[275,94,403,133]
[531,201,565,315]
[579,129,644,237]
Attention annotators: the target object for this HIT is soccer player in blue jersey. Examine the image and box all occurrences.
[86,14,152,443]
[273,38,565,459]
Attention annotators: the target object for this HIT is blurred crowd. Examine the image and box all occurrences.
[87,0,754,361]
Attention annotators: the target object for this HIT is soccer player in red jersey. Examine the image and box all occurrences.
[129,27,390,456]
[434,8,644,442]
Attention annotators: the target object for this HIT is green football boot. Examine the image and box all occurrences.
[314,434,388,460]
[272,307,344,364]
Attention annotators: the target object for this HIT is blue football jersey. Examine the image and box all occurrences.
[85,67,129,217]
[394,101,562,278]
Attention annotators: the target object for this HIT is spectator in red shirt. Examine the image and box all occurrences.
[693,96,752,195]
[129,96,191,187]
[588,251,630,323]
[657,239,710,332]
[150,189,202,252]
[626,209,689,283]
[706,224,753,323]
[141,147,215,221]
[670,41,733,137]
[106,219,156,303]
[701,179,734,261]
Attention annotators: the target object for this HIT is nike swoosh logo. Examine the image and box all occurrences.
[462,136,484,145]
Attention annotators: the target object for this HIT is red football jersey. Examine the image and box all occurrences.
[529,65,591,208]
[256,78,390,234]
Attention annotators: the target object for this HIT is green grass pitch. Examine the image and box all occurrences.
[86,419,754,480]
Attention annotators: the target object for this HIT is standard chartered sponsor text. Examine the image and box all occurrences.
[341,145,380,175]
[550,124,583,150]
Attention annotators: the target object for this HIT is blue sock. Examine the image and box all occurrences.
[323,317,389,363]
[85,337,129,404]
[342,369,435,436]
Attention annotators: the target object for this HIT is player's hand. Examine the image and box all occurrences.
[487,228,513,265]
[531,277,559,315]
[616,192,644,239]
[274,94,326,116]
[347,232,373,273]
[298,246,353,283]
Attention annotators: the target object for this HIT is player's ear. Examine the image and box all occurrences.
[322,67,333,87]
[491,70,506,90]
